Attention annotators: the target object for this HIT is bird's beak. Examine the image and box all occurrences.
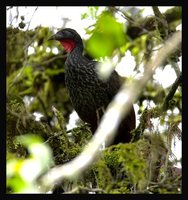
[47,32,63,41]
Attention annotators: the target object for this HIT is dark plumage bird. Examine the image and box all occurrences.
[48,28,135,145]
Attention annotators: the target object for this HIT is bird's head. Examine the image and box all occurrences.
[48,28,83,53]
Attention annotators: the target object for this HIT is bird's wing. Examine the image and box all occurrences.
[106,70,121,100]
[90,60,121,101]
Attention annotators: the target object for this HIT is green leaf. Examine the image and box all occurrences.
[16,134,53,170]
[16,134,43,146]
[86,11,127,58]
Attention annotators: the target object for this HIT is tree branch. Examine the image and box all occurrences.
[132,72,182,142]
[31,54,66,68]
[127,7,181,39]
[152,6,169,39]
[162,72,182,111]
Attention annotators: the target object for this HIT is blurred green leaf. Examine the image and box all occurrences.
[7,134,54,193]
[45,68,64,76]
[16,134,53,169]
[86,11,127,58]
[16,134,43,146]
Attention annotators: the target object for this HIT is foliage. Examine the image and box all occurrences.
[7,135,53,193]
[85,10,127,58]
[6,6,181,194]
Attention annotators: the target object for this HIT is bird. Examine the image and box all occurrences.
[48,28,136,145]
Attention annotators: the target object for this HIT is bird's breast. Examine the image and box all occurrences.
[64,64,109,120]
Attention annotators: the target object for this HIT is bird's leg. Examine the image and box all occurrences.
[96,106,105,126]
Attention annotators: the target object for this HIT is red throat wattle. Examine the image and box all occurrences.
[60,39,75,53]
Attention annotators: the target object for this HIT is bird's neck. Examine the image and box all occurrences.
[60,39,76,53]
[66,44,87,67]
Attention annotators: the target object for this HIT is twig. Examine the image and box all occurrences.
[169,60,181,77]
[152,7,166,21]
[111,7,135,23]
[37,95,51,128]
[37,31,181,193]
[27,7,38,30]
[162,72,182,111]
[152,6,169,39]
[31,54,66,68]
[131,108,148,142]
[51,106,71,147]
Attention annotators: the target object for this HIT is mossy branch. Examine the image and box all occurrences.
[126,6,181,39]
[152,6,169,39]
[132,72,182,142]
